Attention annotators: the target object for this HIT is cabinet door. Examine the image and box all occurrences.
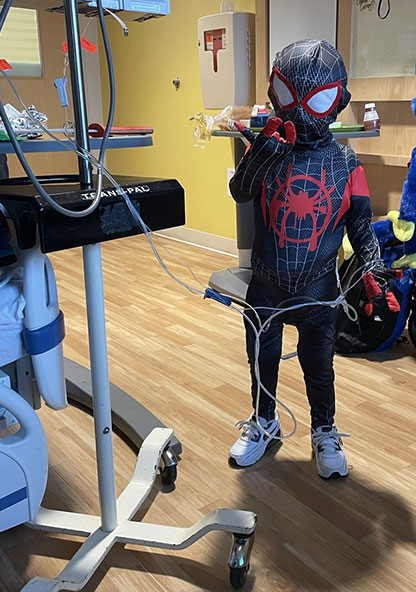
[268,0,337,68]
[255,0,337,103]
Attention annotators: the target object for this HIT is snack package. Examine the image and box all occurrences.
[190,105,252,148]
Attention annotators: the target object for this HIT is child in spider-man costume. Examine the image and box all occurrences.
[229,39,394,478]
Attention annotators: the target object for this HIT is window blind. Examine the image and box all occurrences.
[0,7,42,77]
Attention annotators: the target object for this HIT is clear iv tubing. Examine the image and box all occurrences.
[0,73,210,300]
[237,261,377,441]
[0,1,378,443]
[0,69,380,442]
[0,91,105,218]
[0,71,377,302]
[1,80,378,438]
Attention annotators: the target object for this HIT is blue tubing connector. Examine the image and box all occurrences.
[204,288,232,307]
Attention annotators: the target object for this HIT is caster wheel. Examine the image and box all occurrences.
[159,447,178,485]
[228,533,254,588]
[230,566,248,588]
[160,463,177,485]
[408,312,416,349]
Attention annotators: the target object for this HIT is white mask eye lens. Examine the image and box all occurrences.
[304,84,341,117]
[270,69,297,109]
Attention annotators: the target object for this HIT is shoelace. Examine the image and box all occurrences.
[235,418,262,442]
[311,428,351,452]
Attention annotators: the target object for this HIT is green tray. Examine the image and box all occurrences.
[330,124,365,131]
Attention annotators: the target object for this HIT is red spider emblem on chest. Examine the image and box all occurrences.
[261,163,335,251]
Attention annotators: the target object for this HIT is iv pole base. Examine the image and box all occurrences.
[22,427,256,591]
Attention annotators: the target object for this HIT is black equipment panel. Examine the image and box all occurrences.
[0,176,185,253]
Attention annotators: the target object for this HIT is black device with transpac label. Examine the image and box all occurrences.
[0,176,185,253]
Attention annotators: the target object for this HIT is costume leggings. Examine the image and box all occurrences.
[244,272,338,429]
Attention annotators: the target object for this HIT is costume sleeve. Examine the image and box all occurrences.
[229,142,269,203]
[229,120,295,203]
[229,142,281,204]
[345,165,383,268]
[229,167,260,203]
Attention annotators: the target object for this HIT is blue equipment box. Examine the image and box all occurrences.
[122,0,170,15]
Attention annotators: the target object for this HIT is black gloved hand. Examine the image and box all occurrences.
[231,117,296,198]
[363,270,401,318]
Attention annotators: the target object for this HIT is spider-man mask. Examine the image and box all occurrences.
[268,39,351,148]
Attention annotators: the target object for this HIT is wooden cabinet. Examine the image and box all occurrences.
[255,0,416,216]
[337,0,416,216]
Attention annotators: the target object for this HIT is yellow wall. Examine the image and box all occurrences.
[105,0,255,240]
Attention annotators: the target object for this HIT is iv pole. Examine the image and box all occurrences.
[64,0,118,534]
[16,1,256,590]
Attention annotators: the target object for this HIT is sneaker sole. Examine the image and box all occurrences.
[229,428,282,467]
[318,470,349,480]
[312,450,349,479]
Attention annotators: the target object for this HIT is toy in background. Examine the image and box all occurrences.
[391,98,416,269]
[335,98,416,353]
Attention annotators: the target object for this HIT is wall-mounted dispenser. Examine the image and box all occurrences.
[198,2,255,109]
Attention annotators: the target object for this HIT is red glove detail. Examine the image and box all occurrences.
[262,117,296,145]
[363,272,382,299]
[365,303,373,316]
[234,120,246,133]
[385,291,400,312]
[363,272,401,317]
[282,120,297,145]
[262,117,280,138]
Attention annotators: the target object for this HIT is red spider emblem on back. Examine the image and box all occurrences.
[261,163,335,251]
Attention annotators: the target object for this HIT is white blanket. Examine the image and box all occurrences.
[0,271,25,367]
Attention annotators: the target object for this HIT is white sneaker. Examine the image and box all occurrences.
[229,414,281,467]
[311,426,349,479]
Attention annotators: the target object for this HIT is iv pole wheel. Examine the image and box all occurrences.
[228,533,254,588]
[229,566,248,589]
[159,445,178,485]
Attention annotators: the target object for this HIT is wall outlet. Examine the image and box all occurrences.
[227,168,235,197]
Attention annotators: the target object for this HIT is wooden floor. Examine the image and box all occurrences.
[1,235,416,592]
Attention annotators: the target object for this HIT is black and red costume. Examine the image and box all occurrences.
[230,39,382,428]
